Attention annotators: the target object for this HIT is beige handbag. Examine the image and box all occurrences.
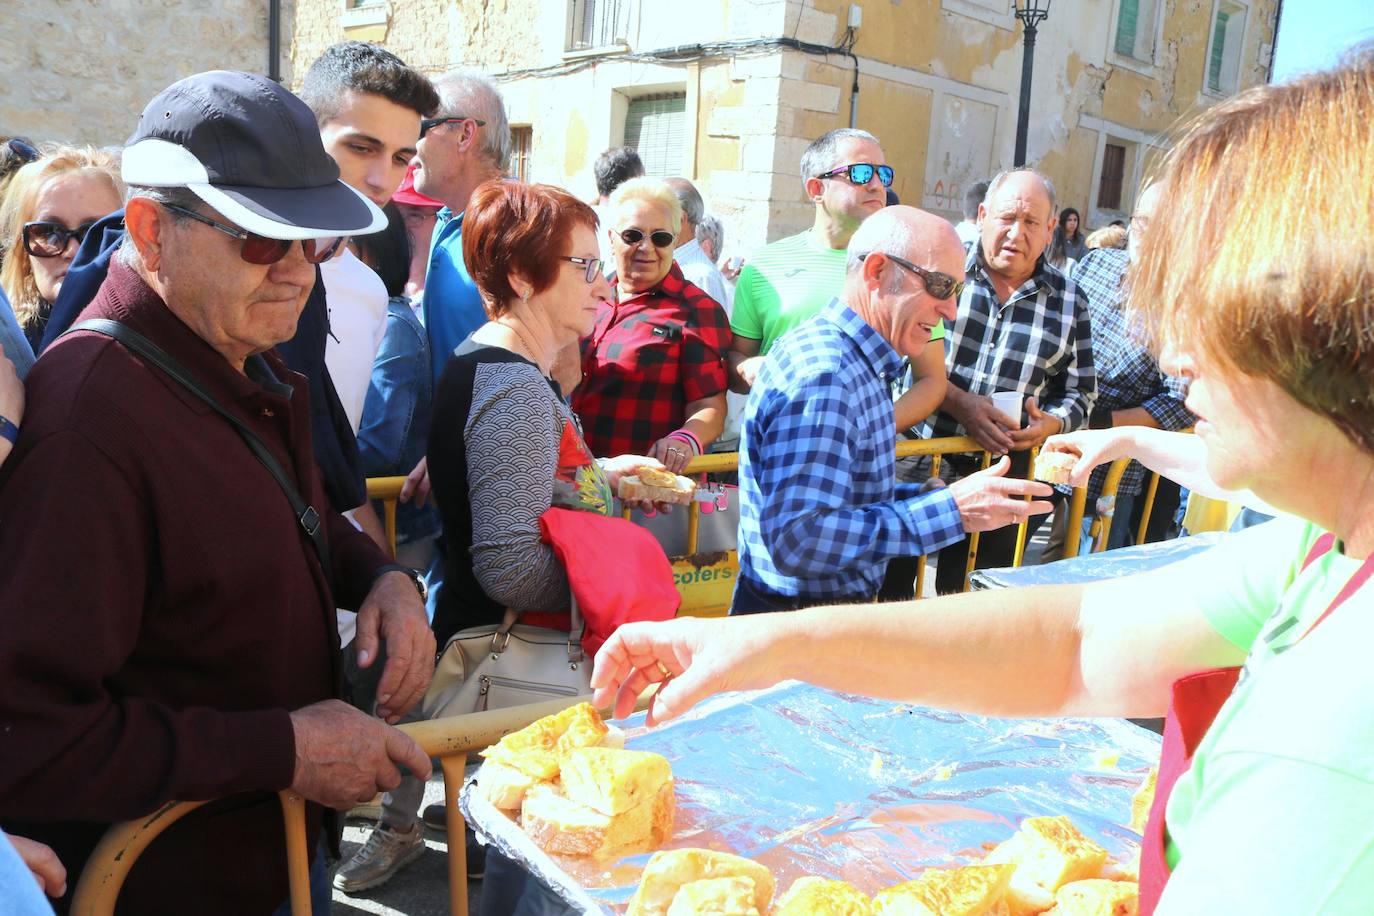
[420,600,593,718]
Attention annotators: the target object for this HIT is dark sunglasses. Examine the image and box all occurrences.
[862,252,965,301]
[560,255,602,283]
[418,115,487,139]
[22,220,98,258]
[617,227,675,248]
[5,138,39,164]
[162,203,344,265]
[816,163,895,188]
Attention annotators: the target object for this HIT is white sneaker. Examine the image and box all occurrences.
[332,822,425,893]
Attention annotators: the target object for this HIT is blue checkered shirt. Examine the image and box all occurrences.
[1071,248,1194,501]
[919,244,1097,440]
[738,300,964,602]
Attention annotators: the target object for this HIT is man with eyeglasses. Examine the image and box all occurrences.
[412,70,512,390]
[732,206,1052,615]
[913,168,1098,594]
[728,128,948,438]
[0,71,436,915]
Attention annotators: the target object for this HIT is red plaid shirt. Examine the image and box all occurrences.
[572,261,731,458]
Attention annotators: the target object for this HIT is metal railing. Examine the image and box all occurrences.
[567,0,629,51]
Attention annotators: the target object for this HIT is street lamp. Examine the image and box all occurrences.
[1013,0,1052,167]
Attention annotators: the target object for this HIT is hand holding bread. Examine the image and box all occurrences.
[1038,429,1141,488]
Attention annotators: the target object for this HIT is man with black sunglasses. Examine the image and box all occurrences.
[732,205,1051,615]
[728,128,948,437]
[0,71,436,915]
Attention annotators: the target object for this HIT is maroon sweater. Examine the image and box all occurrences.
[0,263,391,913]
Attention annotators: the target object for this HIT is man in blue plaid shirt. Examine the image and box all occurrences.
[1043,183,1193,558]
[732,207,1053,614]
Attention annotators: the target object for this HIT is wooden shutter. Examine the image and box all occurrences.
[1208,10,1231,92]
[624,93,687,178]
[1115,0,1139,57]
[1099,144,1126,211]
[512,126,532,182]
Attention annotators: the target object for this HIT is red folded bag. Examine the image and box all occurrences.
[538,506,681,657]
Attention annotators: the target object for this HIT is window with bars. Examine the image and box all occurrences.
[568,0,629,51]
[1113,0,1159,63]
[623,93,686,178]
[1207,2,1248,94]
[511,126,532,183]
[1098,143,1127,211]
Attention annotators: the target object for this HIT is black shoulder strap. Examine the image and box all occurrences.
[72,318,333,587]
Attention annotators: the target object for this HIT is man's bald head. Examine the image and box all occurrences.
[847,205,964,356]
[978,168,1058,284]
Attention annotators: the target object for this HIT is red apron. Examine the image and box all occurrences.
[1139,532,1374,913]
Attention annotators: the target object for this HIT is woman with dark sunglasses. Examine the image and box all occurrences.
[571,176,732,475]
[0,145,122,355]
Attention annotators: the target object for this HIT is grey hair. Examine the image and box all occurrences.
[695,213,724,258]
[983,167,1057,214]
[845,207,914,277]
[433,71,512,172]
[800,128,881,180]
[665,177,704,228]
[114,185,203,269]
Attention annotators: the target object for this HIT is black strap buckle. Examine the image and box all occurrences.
[299,506,321,536]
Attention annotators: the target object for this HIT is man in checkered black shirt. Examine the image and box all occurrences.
[732,207,1053,614]
[1042,182,1193,559]
[912,169,1098,594]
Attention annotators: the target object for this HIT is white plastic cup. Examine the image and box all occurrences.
[990,391,1023,428]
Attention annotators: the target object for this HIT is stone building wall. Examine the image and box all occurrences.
[4,0,291,147]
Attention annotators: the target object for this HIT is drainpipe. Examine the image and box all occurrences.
[847,51,859,128]
[269,0,282,82]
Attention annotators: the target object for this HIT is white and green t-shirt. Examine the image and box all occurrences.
[732,230,944,354]
[1160,514,1374,914]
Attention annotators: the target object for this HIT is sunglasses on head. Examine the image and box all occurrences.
[617,227,675,248]
[559,255,603,283]
[22,220,98,258]
[862,252,965,301]
[418,115,487,139]
[816,163,895,188]
[5,138,39,164]
[162,204,344,265]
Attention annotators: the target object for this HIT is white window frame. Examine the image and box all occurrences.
[1203,0,1250,98]
[1106,0,1166,76]
[939,0,1015,31]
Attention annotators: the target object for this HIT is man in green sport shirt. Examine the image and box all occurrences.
[728,128,947,434]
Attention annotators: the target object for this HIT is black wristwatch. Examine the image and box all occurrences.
[377,563,427,601]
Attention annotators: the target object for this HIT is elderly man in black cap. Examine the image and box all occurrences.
[0,71,435,914]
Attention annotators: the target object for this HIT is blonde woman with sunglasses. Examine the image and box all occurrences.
[0,145,122,356]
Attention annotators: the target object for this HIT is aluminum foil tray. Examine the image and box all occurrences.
[460,681,1161,913]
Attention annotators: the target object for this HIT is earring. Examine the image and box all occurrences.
[522,289,531,304]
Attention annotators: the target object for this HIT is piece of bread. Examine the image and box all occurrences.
[872,864,1013,916]
[773,876,872,915]
[627,848,776,916]
[619,468,697,505]
[1129,770,1156,834]
[520,779,674,857]
[481,701,609,780]
[989,816,1108,913]
[560,746,673,816]
[1046,879,1138,916]
[665,876,762,916]
[1032,451,1076,485]
[476,759,539,810]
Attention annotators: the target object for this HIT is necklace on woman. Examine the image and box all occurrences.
[497,319,550,376]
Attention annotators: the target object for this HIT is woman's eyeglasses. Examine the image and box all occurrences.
[617,228,675,248]
[161,203,345,265]
[22,220,98,258]
[860,252,965,301]
[560,255,603,283]
[815,163,896,188]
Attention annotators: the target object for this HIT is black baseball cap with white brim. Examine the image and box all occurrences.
[121,70,386,240]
